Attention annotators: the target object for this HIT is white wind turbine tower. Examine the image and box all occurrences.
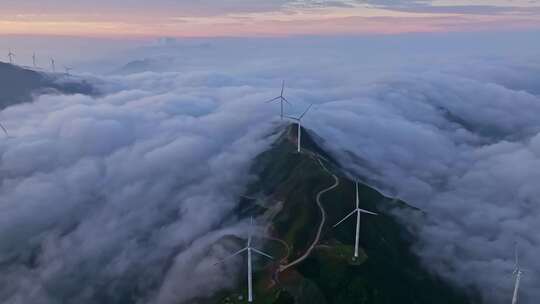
[511,243,524,304]
[285,104,312,153]
[50,58,56,72]
[215,218,273,303]
[64,66,73,76]
[7,49,15,64]
[265,80,291,119]
[334,181,378,259]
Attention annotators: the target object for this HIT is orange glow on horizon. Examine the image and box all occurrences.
[1,5,540,38]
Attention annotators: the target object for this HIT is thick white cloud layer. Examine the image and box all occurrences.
[1,37,539,303]
[0,70,283,303]
[310,70,540,303]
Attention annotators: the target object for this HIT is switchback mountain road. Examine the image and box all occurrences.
[278,156,339,272]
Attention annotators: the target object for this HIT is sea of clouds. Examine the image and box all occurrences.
[1,34,539,303]
[0,61,284,303]
[311,61,540,303]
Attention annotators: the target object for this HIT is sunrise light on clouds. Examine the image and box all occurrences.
[1,0,540,37]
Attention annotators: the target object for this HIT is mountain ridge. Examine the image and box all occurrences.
[0,62,99,110]
[213,123,478,304]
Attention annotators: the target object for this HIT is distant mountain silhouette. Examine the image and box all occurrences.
[0,62,98,110]
[111,58,174,75]
[111,58,158,75]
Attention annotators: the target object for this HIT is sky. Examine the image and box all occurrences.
[1,0,540,37]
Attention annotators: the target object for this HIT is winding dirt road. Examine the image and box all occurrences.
[278,157,339,272]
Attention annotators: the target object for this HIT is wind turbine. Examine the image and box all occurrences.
[0,122,8,137]
[265,80,291,119]
[215,218,273,303]
[334,181,378,259]
[7,49,15,64]
[50,58,56,72]
[64,66,73,76]
[32,52,37,68]
[285,104,312,153]
[511,243,524,304]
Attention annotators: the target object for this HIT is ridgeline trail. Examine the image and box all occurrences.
[278,155,339,273]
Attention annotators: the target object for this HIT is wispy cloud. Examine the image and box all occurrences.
[1,0,540,37]
[358,0,540,14]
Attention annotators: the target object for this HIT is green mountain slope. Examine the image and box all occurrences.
[217,124,477,304]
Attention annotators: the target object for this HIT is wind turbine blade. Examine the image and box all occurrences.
[512,270,522,304]
[251,248,274,260]
[358,208,378,216]
[248,217,255,247]
[334,210,357,227]
[282,97,292,105]
[299,104,313,120]
[281,80,285,97]
[355,181,359,209]
[514,242,519,269]
[265,96,281,103]
[284,115,299,121]
[0,123,8,137]
[214,247,248,265]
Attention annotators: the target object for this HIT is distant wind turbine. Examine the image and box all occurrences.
[7,49,15,65]
[0,122,8,137]
[215,218,273,303]
[265,80,291,119]
[285,104,312,153]
[64,66,73,76]
[334,181,378,259]
[50,58,56,72]
[32,52,37,68]
[512,242,524,304]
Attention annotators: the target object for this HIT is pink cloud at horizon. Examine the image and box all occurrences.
[1,2,540,38]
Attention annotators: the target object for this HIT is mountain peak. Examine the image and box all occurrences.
[216,123,475,304]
